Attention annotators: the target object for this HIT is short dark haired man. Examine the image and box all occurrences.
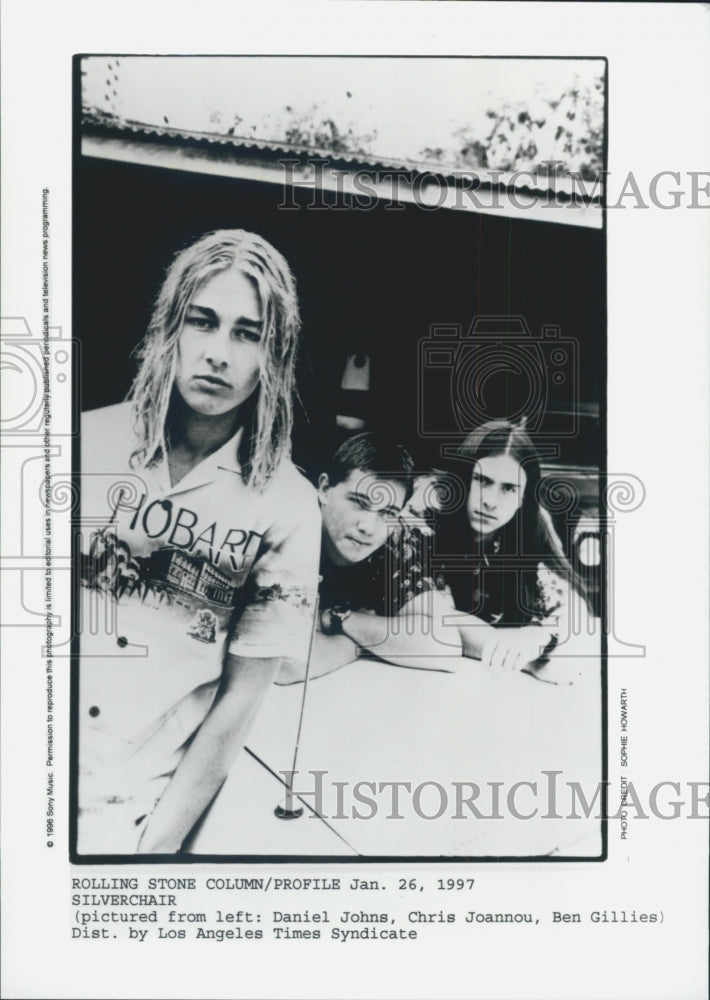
[319,433,414,572]
[278,433,461,684]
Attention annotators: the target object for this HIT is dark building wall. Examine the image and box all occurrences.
[75,155,604,477]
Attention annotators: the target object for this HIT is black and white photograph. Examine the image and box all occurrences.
[74,55,605,860]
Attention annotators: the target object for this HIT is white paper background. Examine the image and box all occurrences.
[1,2,708,998]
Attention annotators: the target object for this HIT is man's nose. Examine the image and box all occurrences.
[355,509,379,535]
[481,488,497,510]
[205,327,230,366]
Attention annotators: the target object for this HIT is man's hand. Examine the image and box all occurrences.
[479,626,554,673]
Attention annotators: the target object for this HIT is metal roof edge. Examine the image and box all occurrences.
[82,111,603,204]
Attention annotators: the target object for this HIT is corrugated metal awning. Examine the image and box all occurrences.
[82,115,602,229]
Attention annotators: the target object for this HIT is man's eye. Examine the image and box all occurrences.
[502,484,518,494]
[185,314,213,330]
[232,328,261,344]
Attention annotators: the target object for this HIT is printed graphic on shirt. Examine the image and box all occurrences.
[81,524,315,641]
[81,525,241,625]
[187,609,219,644]
[110,488,264,574]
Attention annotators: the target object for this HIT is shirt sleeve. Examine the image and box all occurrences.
[530,562,575,641]
[227,471,321,662]
[384,521,445,615]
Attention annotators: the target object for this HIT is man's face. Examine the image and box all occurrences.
[319,469,407,566]
[466,454,526,536]
[174,266,264,419]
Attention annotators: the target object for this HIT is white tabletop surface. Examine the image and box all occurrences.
[189,647,603,859]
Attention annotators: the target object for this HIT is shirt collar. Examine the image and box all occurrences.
[151,425,244,497]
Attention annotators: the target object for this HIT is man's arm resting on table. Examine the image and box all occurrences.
[450,611,497,660]
[455,614,556,668]
[276,590,464,683]
[275,630,359,685]
[341,591,463,670]
[136,654,283,853]
[456,616,594,683]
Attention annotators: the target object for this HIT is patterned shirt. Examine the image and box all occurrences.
[78,403,320,850]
